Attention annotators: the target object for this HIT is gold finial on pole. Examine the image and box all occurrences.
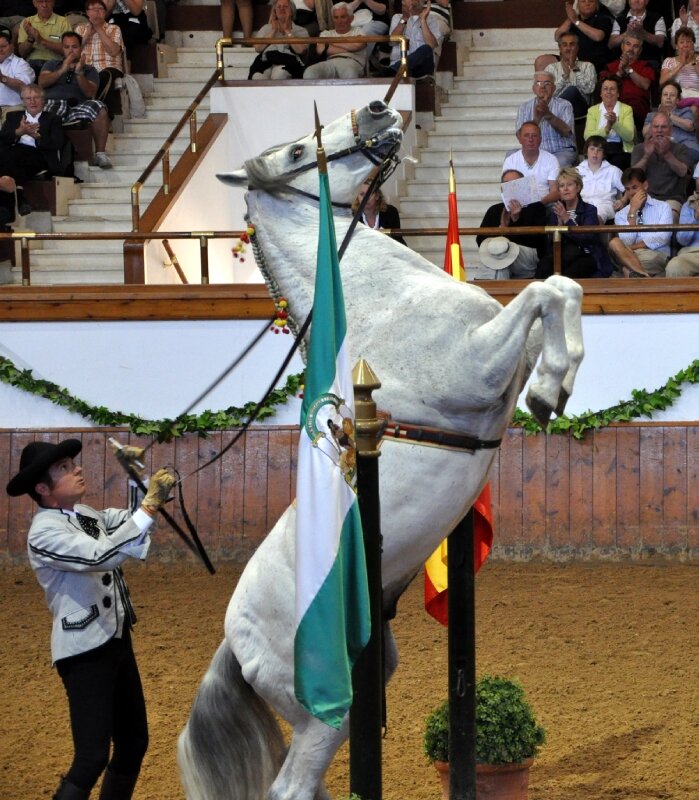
[314,102,327,174]
[352,359,382,458]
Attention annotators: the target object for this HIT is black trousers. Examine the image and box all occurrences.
[55,628,148,791]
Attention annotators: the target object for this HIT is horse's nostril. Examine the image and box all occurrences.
[369,101,386,115]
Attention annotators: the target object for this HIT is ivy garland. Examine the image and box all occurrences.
[1,356,698,442]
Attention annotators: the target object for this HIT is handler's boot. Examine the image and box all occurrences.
[52,776,90,799]
[98,768,139,800]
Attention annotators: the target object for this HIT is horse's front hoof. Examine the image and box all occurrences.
[555,388,570,417]
[526,392,553,428]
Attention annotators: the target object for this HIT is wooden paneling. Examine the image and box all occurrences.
[3,280,699,322]
[1,424,698,563]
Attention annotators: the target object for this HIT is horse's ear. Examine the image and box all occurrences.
[217,170,248,186]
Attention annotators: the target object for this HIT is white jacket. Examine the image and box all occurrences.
[27,505,152,664]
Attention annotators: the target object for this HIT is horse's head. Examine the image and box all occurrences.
[218,101,402,205]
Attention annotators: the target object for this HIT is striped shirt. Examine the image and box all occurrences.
[516,96,575,156]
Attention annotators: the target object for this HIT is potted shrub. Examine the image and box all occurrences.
[423,675,546,800]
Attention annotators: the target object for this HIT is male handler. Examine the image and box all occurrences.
[6,438,175,800]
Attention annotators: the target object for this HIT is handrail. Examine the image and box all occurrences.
[130,34,408,232]
[4,222,699,286]
[162,239,188,284]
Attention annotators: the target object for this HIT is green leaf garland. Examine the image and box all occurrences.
[1,355,698,442]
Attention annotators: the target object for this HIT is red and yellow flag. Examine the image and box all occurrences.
[443,155,465,282]
[424,156,494,626]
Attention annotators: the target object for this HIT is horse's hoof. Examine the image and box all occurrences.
[526,393,553,428]
[555,388,570,417]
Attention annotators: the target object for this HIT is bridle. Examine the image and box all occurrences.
[254,108,403,208]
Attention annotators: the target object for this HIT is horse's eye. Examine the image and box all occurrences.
[291,145,304,161]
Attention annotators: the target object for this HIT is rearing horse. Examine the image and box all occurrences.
[178,101,584,800]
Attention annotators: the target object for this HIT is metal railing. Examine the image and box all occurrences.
[4,222,699,286]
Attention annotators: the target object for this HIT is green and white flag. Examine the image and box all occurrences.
[293,170,371,729]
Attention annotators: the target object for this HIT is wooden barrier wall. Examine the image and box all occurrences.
[1,425,697,564]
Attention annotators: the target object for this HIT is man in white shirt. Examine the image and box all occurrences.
[502,121,561,206]
[609,166,673,277]
[303,3,366,79]
[0,30,34,121]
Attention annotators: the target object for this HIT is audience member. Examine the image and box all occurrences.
[0,83,64,218]
[659,26,699,95]
[609,166,672,276]
[428,0,451,39]
[353,180,406,245]
[476,168,547,279]
[104,0,152,55]
[18,0,72,78]
[502,121,560,205]
[249,0,308,80]
[643,81,699,168]
[39,30,112,168]
[669,0,699,49]
[384,0,444,80]
[294,0,319,35]
[0,1,35,43]
[608,0,667,67]
[74,0,123,118]
[600,0,625,15]
[0,31,35,120]
[583,76,635,169]
[601,30,654,131]
[545,0,613,76]
[545,32,597,118]
[516,72,576,166]
[664,191,699,275]
[631,111,692,219]
[578,136,626,221]
[346,0,389,64]
[303,3,366,78]
[536,166,613,279]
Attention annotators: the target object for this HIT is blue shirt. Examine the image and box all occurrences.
[516,96,575,155]
[675,200,699,247]
[615,196,673,255]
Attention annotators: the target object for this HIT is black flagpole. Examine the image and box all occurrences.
[448,508,477,800]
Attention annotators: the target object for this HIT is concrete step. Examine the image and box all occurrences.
[418,149,505,167]
[164,64,250,82]
[149,78,216,97]
[28,249,124,268]
[65,199,132,219]
[41,238,123,253]
[175,46,254,66]
[124,108,187,124]
[439,105,518,122]
[120,119,184,136]
[445,90,529,107]
[79,183,159,204]
[460,63,535,80]
[433,118,515,135]
[452,77,533,94]
[52,216,132,233]
[466,28,555,52]
[411,164,504,183]
[17,266,125,285]
[464,49,542,66]
[145,95,211,111]
[405,181,499,200]
[400,198,495,215]
[110,132,190,153]
[427,130,517,149]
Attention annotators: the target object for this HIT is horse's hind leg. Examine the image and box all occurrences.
[544,275,584,415]
[267,715,347,800]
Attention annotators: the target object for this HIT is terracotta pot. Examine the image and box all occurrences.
[434,758,533,800]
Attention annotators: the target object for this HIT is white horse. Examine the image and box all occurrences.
[178,101,584,800]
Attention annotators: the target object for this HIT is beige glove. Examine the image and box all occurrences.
[108,439,146,479]
[141,468,176,515]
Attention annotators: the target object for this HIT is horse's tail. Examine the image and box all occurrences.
[178,640,285,800]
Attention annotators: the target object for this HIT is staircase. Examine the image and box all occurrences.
[6,25,553,284]
[8,40,253,285]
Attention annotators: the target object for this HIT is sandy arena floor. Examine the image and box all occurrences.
[1,560,697,800]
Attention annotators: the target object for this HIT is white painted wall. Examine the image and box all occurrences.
[1,314,697,428]
[145,83,417,284]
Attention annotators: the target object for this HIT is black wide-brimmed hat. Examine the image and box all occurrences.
[6,439,82,497]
